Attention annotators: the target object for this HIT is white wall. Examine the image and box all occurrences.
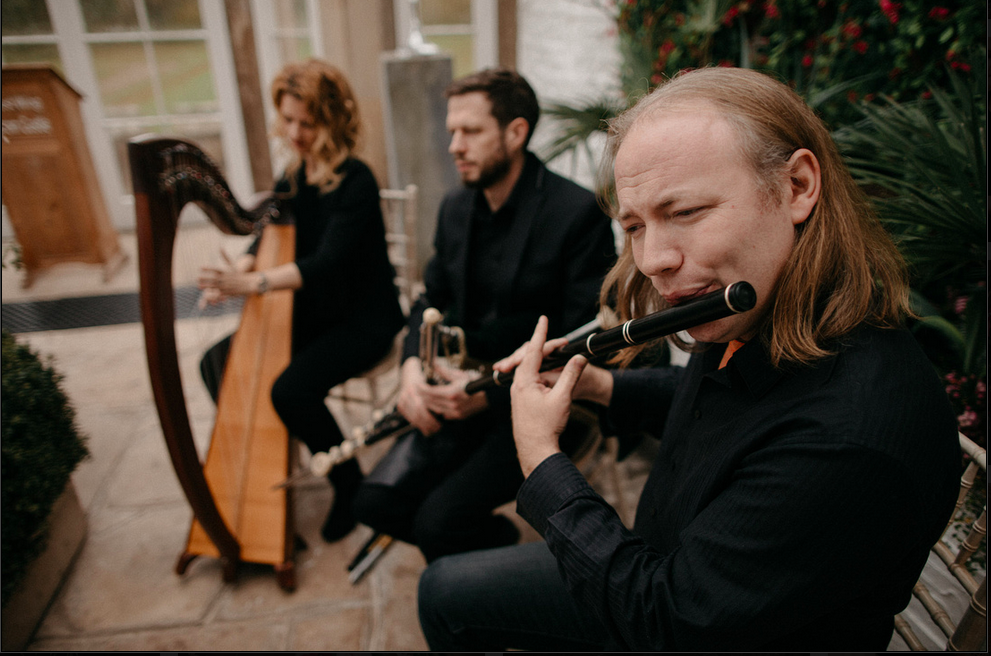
[516,0,622,190]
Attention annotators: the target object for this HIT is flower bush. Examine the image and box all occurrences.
[2,331,89,606]
[611,0,984,126]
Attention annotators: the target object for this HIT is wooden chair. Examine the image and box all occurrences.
[893,432,987,651]
[329,184,420,413]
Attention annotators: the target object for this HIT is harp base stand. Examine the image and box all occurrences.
[173,551,298,592]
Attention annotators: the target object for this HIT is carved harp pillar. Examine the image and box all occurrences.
[129,136,297,590]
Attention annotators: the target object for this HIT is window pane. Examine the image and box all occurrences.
[421,0,471,26]
[80,0,139,33]
[154,41,217,114]
[90,42,157,117]
[2,44,64,75]
[428,34,473,79]
[277,38,312,64]
[273,0,308,29]
[1,0,54,36]
[146,0,202,31]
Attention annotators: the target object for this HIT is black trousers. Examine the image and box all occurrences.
[351,410,525,563]
[199,321,396,456]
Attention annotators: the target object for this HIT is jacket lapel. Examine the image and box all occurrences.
[448,190,475,323]
[496,157,545,301]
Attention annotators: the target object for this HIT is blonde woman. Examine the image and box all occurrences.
[199,59,405,542]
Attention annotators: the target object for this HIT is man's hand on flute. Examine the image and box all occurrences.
[509,316,588,477]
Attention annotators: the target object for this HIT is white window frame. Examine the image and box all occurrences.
[393,0,498,71]
[251,0,325,174]
[41,0,251,229]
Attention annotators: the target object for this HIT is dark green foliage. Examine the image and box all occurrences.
[2,330,89,607]
[833,54,986,406]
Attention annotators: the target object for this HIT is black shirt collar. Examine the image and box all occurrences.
[473,151,538,219]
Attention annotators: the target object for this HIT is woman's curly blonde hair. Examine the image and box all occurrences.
[271,59,361,193]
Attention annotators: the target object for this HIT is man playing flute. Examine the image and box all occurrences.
[416,67,962,651]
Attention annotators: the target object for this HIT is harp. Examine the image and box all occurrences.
[129,135,298,590]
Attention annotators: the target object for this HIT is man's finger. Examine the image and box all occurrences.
[516,316,549,383]
[552,355,587,400]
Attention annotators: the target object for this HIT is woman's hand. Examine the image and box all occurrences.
[197,250,260,307]
[198,267,262,304]
[510,316,588,477]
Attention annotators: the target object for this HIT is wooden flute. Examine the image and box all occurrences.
[464,280,756,394]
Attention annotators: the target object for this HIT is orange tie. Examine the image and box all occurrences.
[719,340,745,369]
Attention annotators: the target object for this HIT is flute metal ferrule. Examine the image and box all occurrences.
[622,320,635,345]
[725,285,737,313]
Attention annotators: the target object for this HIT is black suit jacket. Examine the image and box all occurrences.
[403,152,616,365]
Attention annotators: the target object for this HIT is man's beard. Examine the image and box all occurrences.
[461,148,512,190]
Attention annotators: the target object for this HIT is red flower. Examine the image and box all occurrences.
[921,90,933,99]
[802,54,814,68]
[879,0,901,24]
[951,61,972,72]
[853,40,868,54]
[722,6,739,25]
[717,60,735,67]
[928,6,949,19]
[842,21,862,38]
[651,74,664,85]
[674,12,685,26]
[764,2,780,18]
[847,90,859,102]
[660,40,676,54]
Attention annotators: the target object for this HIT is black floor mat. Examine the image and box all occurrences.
[1,286,243,334]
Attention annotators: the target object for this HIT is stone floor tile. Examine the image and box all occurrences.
[290,605,370,651]
[102,429,186,508]
[34,505,226,637]
[29,615,293,652]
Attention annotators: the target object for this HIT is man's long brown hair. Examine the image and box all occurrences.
[271,59,361,192]
[599,67,910,367]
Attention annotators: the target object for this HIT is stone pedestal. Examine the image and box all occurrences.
[1,481,87,651]
[380,52,458,273]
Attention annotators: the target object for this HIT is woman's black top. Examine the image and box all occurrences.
[272,158,405,347]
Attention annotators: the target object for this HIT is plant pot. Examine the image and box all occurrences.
[1,481,87,651]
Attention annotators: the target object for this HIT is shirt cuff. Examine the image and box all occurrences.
[517,452,595,536]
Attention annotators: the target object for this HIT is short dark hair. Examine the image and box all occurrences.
[445,68,540,147]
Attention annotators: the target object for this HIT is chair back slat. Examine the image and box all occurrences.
[893,432,987,651]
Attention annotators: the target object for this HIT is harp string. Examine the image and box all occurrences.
[161,143,263,543]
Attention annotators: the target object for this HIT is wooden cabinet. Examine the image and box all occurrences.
[2,65,125,287]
